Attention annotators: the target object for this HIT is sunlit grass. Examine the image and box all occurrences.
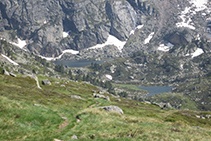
[0,74,211,140]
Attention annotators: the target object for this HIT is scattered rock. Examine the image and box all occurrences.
[42,79,51,85]
[162,103,173,109]
[9,72,16,77]
[90,134,96,139]
[195,115,201,118]
[60,84,65,87]
[115,99,121,102]
[3,69,9,75]
[104,96,110,101]
[55,82,60,85]
[98,105,124,114]
[62,117,68,120]
[54,139,63,141]
[144,101,151,104]
[71,135,78,139]
[69,95,82,99]
[93,93,105,98]
[206,115,211,119]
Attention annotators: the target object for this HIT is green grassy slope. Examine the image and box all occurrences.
[0,74,211,140]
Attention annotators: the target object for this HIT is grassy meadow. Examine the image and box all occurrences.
[0,74,211,140]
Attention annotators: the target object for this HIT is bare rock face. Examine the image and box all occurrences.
[0,0,158,58]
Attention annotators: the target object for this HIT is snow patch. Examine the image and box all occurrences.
[190,0,208,11]
[10,38,27,49]
[40,49,79,61]
[158,43,174,52]
[1,54,19,66]
[105,74,113,80]
[180,64,184,69]
[191,48,204,58]
[136,25,144,29]
[87,35,126,51]
[176,7,195,30]
[185,48,204,58]
[130,25,144,35]
[176,0,208,29]
[63,32,68,38]
[44,20,47,24]
[144,32,154,44]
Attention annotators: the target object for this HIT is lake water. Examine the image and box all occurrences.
[138,86,173,97]
[53,59,113,67]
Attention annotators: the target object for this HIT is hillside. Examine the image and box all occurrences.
[0,73,211,140]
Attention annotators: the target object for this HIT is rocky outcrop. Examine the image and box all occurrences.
[42,79,51,85]
[98,105,124,114]
[0,0,158,58]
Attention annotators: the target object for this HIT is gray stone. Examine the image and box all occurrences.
[3,69,9,75]
[93,93,105,98]
[115,99,121,102]
[99,105,123,114]
[71,135,78,139]
[104,96,110,101]
[9,72,17,77]
[162,103,173,109]
[42,79,51,85]
[69,95,82,99]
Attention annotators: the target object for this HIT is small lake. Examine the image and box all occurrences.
[138,86,173,97]
[53,59,113,67]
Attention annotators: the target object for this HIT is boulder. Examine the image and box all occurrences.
[3,69,9,75]
[104,96,110,101]
[9,72,17,77]
[42,79,51,85]
[93,93,105,98]
[71,135,78,139]
[98,105,123,114]
[162,103,173,109]
[69,95,82,99]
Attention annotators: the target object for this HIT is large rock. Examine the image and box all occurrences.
[3,69,9,75]
[42,79,51,85]
[98,105,124,114]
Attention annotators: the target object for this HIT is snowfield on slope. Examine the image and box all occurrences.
[176,0,208,29]
[87,35,126,51]
[1,54,19,66]
[144,32,154,44]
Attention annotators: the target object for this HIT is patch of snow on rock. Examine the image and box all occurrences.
[1,54,19,65]
[176,7,195,30]
[11,38,27,49]
[130,25,144,35]
[105,74,113,80]
[40,49,79,61]
[176,0,208,30]
[63,32,68,38]
[158,43,174,52]
[144,32,154,44]
[190,0,208,11]
[191,48,204,58]
[88,35,126,52]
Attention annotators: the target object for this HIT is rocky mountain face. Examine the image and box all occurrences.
[0,0,157,57]
[0,0,210,59]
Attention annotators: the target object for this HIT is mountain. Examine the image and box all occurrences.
[1,0,210,58]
